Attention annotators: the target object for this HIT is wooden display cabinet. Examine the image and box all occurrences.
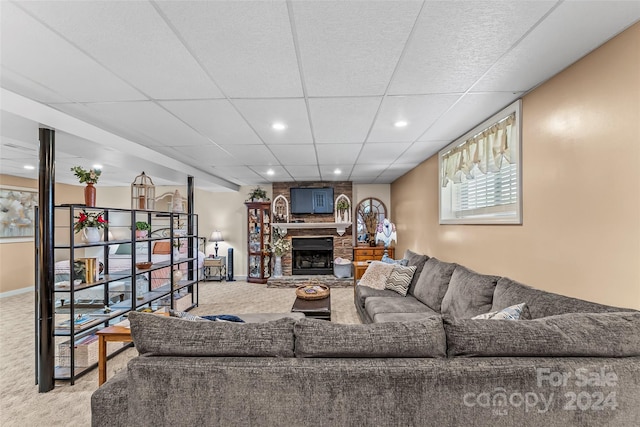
[246,202,271,284]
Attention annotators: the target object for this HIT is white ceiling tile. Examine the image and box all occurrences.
[219,144,277,165]
[251,165,291,182]
[268,145,318,165]
[157,1,302,98]
[1,2,145,102]
[319,164,354,181]
[395,140,449,165]
[423,93,520,141]
[292,1,422,96]
[0,67,72,104]
[19,1,223,100]
[316,144,362,165]
[160,100,262,145]
[351,164,388,175]
[233,99,312,144]
[212,166,264,181]
[369,94,460,142]
[357,143,411,165]
[309,97,381,143]
[284,165,321,181]
[389,1,557,94]
[168,145,245,167]
[473,2,640,92]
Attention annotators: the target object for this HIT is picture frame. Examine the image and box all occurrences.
[0,185,37,242]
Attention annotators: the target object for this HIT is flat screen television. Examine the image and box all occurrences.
[290,187,334,214]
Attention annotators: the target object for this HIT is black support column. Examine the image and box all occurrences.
[37,128,55,392]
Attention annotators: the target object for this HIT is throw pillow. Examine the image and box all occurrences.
[114,243,132,255]
[412,257,457,312]
[358,261,395,290]
[384,265,417,296]
[440,265,499,319]
[294,317,446,358]
[169,309,208,322]
[380,254,409,266]
[471,303,527,320]
[404,250,429,295]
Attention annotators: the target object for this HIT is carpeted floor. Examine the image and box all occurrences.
[0,280,360,426]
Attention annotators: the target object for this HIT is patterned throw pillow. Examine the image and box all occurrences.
[472,303,527,320]
[169,309,208,322]
[358,261,395,290]
[384,265,417,296]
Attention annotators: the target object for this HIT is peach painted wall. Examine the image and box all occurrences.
[0,174,82,294]
[391,23,640,309]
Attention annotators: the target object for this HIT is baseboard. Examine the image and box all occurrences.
[0,286,32,298]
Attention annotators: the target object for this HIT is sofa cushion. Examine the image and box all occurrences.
[404,250,429,295]
[384,265,417,296]
[441,265,499,319]
[444,311,640,357]
[128,311,295,357]
[358,261,394,290]
[471,302,529,320]
[411,257,457,312]
[365,295,437,321]
[354,285,403,311]
[373,312,441,323]
[492,277,633,319]
[294,317,446,358]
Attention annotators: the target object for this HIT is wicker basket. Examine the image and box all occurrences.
[295,285,330,300]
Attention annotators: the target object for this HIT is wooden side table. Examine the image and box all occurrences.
[96,325,132,386]
[203,256,226,281]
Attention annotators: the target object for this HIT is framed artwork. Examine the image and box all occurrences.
[0,185,37,242]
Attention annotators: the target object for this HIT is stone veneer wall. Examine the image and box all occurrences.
[272,181,353,276]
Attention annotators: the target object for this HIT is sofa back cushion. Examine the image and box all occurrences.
[294,317,446,358]
[404,250,429,295]
[441,265,499,319]
[492,277,633,319]
[129,311,295,357]
[444,312,640,357]
[411,257,457,312]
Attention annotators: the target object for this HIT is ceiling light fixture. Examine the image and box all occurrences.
[23,165,35,170]
[271,122,287,131]
[394,120,408,128]
[334,168,342,175]
[267,169,275,176]
[93,164,103,169]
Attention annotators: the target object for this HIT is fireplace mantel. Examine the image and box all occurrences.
[274,222,352,236]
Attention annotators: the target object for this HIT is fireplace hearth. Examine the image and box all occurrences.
[292,237,333,275]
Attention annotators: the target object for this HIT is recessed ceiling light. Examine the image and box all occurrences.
[23,165,35,170]
[267,169,275,176]
[394,120,408,128]
[93,164,103,169]
[334,168,342,175]
[272,122,287,131]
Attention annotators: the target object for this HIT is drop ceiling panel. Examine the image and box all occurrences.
[422,93,521,141]
[160,100,262,145]
[351,163,388,175]
[395,140,448,165]
[157,1,302,98]
[169,145,245,167]
[284,165,321,181]
[219,144,278,165]
[357,142,411,165]
[268,145,318,165]
[233,99,312,144]
[473,2,640,92]
[369,94,460,142]
[292,1,422,96]
[389,1,557,95]
[319,164,354,181]
[1,2,145,102]
[1,68,72,104]
[251,165,291,182]
[213,166,265,182]
[308,97,381,143]
[316,144,362,165]
[18,1,223,100]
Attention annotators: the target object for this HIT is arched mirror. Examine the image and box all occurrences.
[355,197,387,245]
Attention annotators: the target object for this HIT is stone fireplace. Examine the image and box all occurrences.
[292,237,333,275]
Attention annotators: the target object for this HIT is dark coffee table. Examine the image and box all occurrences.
[291,295,331,321]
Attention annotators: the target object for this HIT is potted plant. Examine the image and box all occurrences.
[73,209,108,243]
[336,199,350,212]
[247,186,269,202]
[135,221,150,238]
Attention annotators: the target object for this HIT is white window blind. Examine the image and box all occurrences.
[439,100,522,224]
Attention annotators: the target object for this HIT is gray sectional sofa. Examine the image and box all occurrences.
[92,253,640,426]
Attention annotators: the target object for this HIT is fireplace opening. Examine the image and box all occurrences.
[292,237,333,275]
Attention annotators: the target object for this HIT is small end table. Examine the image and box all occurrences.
[291,295,331,321]
[204,256,226,281]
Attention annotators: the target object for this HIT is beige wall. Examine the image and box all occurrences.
[391,23,640,309]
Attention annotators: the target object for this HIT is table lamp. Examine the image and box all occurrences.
[209,231,224,257]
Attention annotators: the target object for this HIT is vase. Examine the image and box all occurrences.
[173,248,180,260]
[83,227,101,243]
[273,256,283,278]
[172,269,183,284]
[84,183,96,207]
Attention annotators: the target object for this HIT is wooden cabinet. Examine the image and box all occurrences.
[353,246,395,280]
[246,202,271,283]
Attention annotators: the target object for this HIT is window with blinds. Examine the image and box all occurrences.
[439,100,522,224]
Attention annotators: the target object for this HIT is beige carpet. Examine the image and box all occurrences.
[0,281,360,427]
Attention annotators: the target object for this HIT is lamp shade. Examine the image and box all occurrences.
[209,231,224,242]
